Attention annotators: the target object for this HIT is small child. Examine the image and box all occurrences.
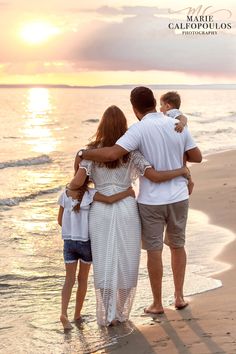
[160,91,194,195]
[58,176,135,330]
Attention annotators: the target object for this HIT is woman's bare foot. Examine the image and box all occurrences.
[144,304,164,315]
[60,315,73,330]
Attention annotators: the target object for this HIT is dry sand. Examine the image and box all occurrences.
[101,150,236,354]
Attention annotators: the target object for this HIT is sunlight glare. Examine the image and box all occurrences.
[20,22,60,45]
[23,88,58,153]
[28,88,51,114]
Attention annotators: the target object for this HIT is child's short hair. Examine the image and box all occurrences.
[161,91,181,109]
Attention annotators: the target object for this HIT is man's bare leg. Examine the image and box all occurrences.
[170,246,188,308]
[145,250,164,314]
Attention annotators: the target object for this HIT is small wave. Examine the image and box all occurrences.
[185,112,202,117]
[0,155,52,169]
[200,118,217,124]
[0,186,62,207]
[194,127,235,137]
[215,127,235,134]
[0,274,62,282]
[0,326,13,331]
[83,118,99,123]
[200,115,236,124]
[3,136,21,139]
[225,113,236,120]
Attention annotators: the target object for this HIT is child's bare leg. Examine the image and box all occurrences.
[61,261,77,329]
[74,261,91,320]
[188,177,194,195]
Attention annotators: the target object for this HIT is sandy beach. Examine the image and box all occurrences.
[103,150,236,354]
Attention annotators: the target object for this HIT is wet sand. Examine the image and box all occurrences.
[104,150,236,354]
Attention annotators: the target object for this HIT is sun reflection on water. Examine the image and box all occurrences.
[23,88,58,153]
[28,88,51,114]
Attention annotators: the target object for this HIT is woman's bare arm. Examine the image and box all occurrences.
[68,167,87,189]
[74,155,82,174]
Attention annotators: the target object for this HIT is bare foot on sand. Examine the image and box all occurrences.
[175,298,189,310]
[74,315,81,321]
[144,304,164,315]
[60,315,73,330]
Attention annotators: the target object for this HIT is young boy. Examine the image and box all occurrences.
[160,91,194,195]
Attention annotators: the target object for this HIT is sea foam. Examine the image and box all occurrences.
[0,155,52,169]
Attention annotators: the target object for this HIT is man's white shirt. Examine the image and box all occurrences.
[116,112,196,205]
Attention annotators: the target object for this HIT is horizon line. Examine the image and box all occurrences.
[0,83,235,89]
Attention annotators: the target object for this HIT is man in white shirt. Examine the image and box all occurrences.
[81,86,202,314]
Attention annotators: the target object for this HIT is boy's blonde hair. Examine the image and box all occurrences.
[161,91,181,109]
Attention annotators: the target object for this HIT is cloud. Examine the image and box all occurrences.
[0,5,235,77]
[90,6,122,15]
[73,14,236,76]
[1,61,75,75]
[80,5,170,16]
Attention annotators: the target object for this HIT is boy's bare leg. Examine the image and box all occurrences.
[74,262,91,320]
[145,250,164,314]
[61,262,77,329]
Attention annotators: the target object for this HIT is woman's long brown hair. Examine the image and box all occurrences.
[88,105,130,168]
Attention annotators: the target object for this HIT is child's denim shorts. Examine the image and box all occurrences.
[63,239,92,264]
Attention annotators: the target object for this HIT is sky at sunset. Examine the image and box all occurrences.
[1,0,236,86]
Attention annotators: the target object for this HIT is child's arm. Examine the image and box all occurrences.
[166,109,188,133]
[57,206,64,226]
[94,187,135,204]
[175,115,188,132]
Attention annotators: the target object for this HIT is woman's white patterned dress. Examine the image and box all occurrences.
[80,151,151,326]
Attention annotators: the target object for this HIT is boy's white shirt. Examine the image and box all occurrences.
[166,108,182,119]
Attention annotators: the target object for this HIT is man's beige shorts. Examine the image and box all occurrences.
[138,199,189,250]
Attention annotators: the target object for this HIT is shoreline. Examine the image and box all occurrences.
[108,150,236,354]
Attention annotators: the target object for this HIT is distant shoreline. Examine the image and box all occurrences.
[0,84,236,90]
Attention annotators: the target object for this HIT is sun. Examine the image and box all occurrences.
[20,21,60,45]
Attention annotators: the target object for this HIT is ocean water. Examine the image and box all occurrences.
[0,88,235,353]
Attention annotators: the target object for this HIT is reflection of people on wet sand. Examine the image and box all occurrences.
[80,87,202,315]
[69,105,189,326]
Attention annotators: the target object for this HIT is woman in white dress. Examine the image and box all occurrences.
[68,105,188,326]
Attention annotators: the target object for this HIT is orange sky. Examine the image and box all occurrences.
[0,0,235,85]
